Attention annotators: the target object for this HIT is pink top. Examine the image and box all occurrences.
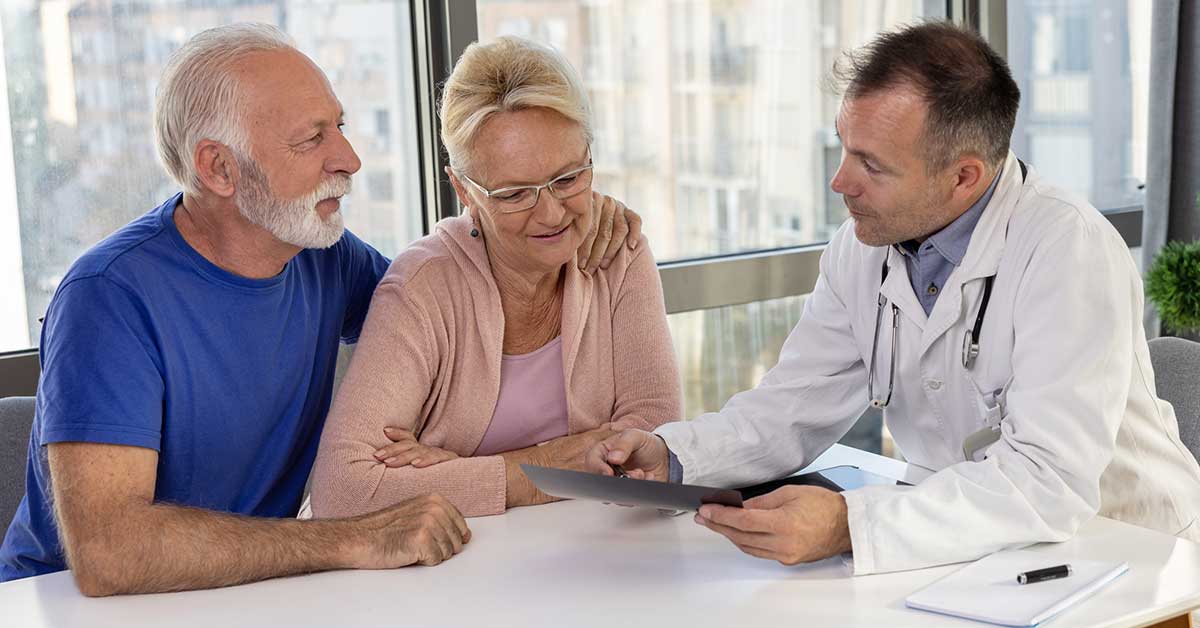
[473,336,569,456]
[310,214,681,518]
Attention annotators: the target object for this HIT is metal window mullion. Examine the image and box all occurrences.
[410,1,480,230]
[658,207,1143,315]
[948,0,1008,56]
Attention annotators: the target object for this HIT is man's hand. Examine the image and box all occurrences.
[583,429,670,482]
[47,441,472,596]
[694,485,852,565]
[577,192,643,272]
[375,428,460,468]
[345,494,471,569]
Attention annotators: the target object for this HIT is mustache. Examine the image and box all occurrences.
[301,175,353,208]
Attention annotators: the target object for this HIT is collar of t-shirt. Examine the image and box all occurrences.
[895,167,1002,316]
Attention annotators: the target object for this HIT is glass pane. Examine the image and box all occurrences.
[1007,0,1150,210]
[0,0,423,353]
[667,294,893,457]
[475,0,941,262]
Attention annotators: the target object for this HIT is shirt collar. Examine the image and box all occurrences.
[896,166,1003,266]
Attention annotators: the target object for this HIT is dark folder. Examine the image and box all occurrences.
[521,464,907,511]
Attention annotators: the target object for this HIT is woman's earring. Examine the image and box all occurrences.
[468,209,479,238]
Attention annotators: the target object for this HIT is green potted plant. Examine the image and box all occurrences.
[1145,195,1200,340]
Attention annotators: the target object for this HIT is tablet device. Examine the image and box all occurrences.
[521,464,744,510]
[736,465,908,499]
[521,464,909,511]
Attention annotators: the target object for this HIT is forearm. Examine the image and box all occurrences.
[313,454,507,519]
[500,447,556,508]
[66,502,361,596]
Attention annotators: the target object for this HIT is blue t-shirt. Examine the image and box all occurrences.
[0,193,389,581]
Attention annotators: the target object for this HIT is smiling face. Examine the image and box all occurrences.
[449,107,593,276]
[232,49,361,248]
[830,85,962,247]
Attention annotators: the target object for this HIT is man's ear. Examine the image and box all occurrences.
[951,156,988,202]
[444,166,474,216]
[194,140,239,199]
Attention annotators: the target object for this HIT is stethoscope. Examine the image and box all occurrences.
[866,159,1026,410]
[866,256,996,409]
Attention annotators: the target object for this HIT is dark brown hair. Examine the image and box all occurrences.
[833,21,1020,171]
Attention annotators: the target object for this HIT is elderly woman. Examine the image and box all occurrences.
[310,36,680,518]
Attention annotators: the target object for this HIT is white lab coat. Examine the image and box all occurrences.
[656,152,1200,575]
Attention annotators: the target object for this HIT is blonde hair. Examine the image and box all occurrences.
[154,23,295,196]
[439,36,593,175]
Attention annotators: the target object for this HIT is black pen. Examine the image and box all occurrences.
[1017,564,1072,585]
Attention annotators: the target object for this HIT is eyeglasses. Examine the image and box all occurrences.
[460,153,594,214]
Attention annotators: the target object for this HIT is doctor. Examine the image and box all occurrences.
[586,21,1200,575]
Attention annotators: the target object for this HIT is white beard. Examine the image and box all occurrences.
[234,157,351,249]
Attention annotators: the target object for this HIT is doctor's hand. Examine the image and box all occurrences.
[694,485,852,565]
[583,429,670,482]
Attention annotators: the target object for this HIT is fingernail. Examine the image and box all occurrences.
[630,240,638,249]
[384,427,395,434]
[373,450,386,459]
[412,459,422,466]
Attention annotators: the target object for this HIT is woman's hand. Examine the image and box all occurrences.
[499,425,620,508]
[374,428,460,468]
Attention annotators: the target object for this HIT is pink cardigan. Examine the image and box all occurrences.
[310,215,681,517]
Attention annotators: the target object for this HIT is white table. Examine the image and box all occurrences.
[2,446,1197,628]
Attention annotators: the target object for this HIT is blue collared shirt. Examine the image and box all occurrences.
[895,169,1002,315]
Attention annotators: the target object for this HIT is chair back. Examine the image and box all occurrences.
[0,396,35,530]
[1148,337,1200,464]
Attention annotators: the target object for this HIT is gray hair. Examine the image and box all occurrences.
[154,23,296,196]
[440,36,593,176]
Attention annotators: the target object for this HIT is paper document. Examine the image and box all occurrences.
[905,549,1128,627]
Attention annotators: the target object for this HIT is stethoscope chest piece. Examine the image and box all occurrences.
[962,330,980,368]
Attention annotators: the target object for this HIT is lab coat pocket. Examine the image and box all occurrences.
[961,375,1012,462]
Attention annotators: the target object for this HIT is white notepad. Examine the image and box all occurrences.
[905,549,1129,627]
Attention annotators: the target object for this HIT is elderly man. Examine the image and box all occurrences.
[0,24,638,594]
[590,22,1200,575]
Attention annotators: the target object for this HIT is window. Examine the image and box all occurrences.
[476,1,937,450]
[667,294,894,456]
[1007,0,1150,210]
[0,0,424,353]
[476,0,940,262]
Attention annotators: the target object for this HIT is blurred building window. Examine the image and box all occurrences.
[0,0,423,352]
[1008,0,1150,210]
[476,0,936,262]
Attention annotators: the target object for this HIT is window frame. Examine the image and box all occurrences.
[0,0,1148,394]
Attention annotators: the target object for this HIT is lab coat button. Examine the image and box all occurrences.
[927,379,943,390]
